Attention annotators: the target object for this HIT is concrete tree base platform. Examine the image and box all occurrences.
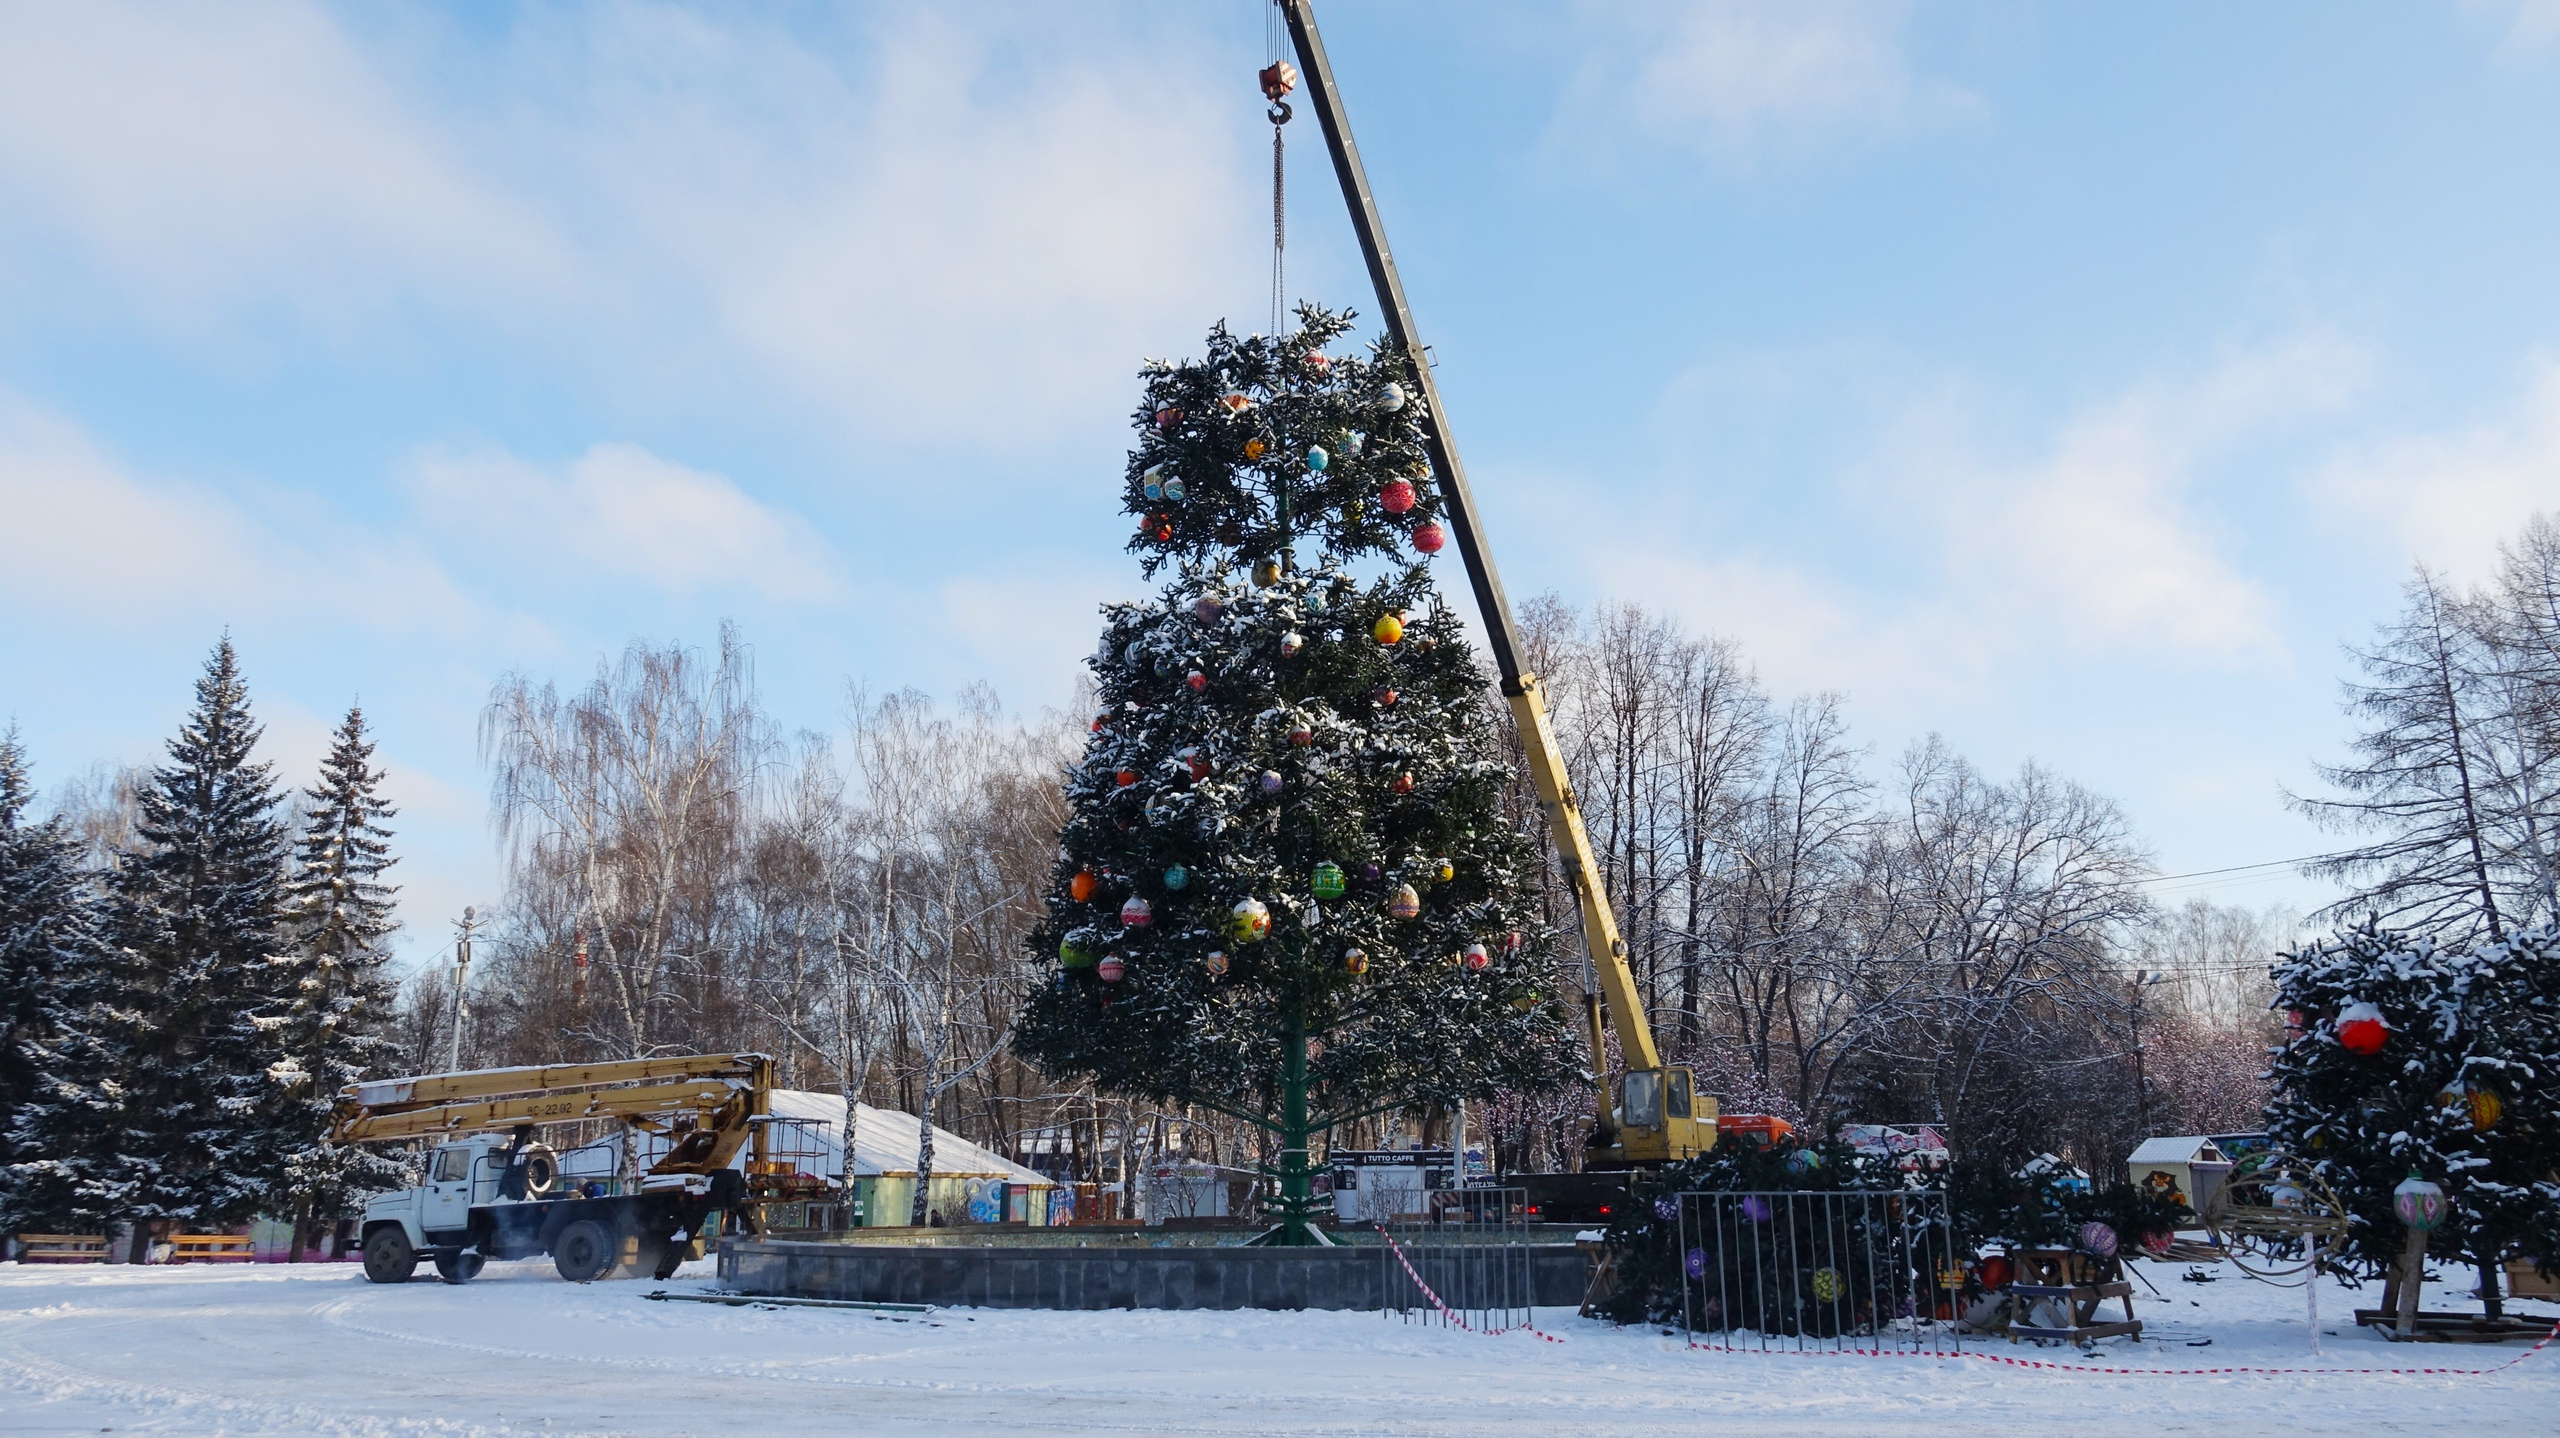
[717,1236,1592,1311]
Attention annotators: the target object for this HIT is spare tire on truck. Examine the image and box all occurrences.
[362,1226,416,1284]
[553,1219,616,1283]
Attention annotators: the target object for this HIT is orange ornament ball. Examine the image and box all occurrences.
[1069,870,1098,903]
[1373,614,1404,645]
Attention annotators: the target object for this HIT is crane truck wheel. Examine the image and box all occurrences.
[553,1220,616,1283]
[434,1250,485,1284]
[361,1226,417,1284]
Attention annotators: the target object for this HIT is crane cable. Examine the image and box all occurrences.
[1261,2,1296,336]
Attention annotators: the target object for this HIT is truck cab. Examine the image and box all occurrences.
[358,1129,745,1287]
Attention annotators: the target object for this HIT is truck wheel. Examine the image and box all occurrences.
[553,1220,615,1283]
[434,1250,485,1284]
[362,1227,417,1284]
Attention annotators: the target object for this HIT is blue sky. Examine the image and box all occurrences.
[6,1,2559,967]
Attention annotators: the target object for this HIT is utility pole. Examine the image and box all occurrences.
[448,906,477,1072]
[2129,969,2166,1136]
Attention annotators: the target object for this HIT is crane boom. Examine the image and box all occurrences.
[1278,1,1708,1164]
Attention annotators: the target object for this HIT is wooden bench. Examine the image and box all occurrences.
[165,1233,257,1263]
[15,1233,110,1264]
[2003,1248,2143,1346]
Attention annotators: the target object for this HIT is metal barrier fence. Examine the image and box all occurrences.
[1675,1189,1964,1354]
[1379,1187,1534,1333]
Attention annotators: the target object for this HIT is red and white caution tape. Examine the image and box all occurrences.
[1373,1224,1565,1344]
[1676,1319,2560,1377]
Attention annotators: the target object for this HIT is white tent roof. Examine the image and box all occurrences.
[762,1089,1052,1186]
[2129,1135,2228,1166]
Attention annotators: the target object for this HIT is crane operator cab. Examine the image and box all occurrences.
[1593,1065,1718,1167]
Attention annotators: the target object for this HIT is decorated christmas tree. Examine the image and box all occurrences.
[2264,923,2560,1316]
[1014,304,1575,1243]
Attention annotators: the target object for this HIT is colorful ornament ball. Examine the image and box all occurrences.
[1097,955,1126,984]
[1343,947,1369,976]
[1164,864,1190,891]
[1373,614,1404,644]
[1311,861,1347,900]
[1412,522,1446,554]
[1205,950,1230,978]
[2337,1000,2390,1055]
[1227,897,1272,944]
[1069,870,1098,903]
[1306,445,1329,471]
[1379,478,1417,515]
[1387,883,1421,920]
[1120,896,1152,928]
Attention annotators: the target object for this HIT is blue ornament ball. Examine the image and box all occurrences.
[1785,1149,1823,1175]
[1306,445,1329,471]
[1164,864,1190,891]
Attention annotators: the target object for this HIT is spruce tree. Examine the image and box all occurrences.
[108,638,293,1241]
[1014,306,1575,1243]
[2265,924,2560,1317]
[0,733,132,1234]
[263,704,407,1255]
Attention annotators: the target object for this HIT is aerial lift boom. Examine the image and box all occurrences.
[1277,1,1713,1167]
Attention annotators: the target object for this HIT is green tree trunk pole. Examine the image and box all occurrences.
[1277,1015,1314,1245]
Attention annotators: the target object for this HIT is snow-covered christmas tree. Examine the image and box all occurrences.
[107,638,295,1245]
[0,733,132,1235]
[262,703,408,1255]
[1014,305,1575,1244]
[2265,923,2560,1315]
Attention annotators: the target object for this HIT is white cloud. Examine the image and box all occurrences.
[1923,334,2369,661]
[0,4,1258,448]
[1543,0,1975,169]
[0,388,282,616]
[2313,356,2560,580]
[0,386,487,637]
[2467,0,2560,57]
[0,1,562,330]
[1584,335,2367,707]
[406,442,842,603]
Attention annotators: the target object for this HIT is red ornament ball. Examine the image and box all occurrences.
[1120,896,1153,928]
[1380,478,1417,514]
[1115,768,1138,787]
[2338,1001,2390,1055]
[1097,955,1126,983]
[1503,930,1524,952]
[1187,670,1208,691]
[1154,406,1183,430]
[1412,522,1446,554]
[1180,747,1211,781]
[1372,686,1398,707]
[1140,512,1173,542]
[1461,943,1490,972]
[1290,724,1313,746]
[1977,1255,2014,1290]
[1391,772,1415,794]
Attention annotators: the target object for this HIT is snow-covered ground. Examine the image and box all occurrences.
[2,1258,2553,1435]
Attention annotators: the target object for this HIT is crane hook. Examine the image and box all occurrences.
[1268,100,1293,126]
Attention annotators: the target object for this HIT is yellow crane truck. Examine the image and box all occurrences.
[1278,0,1717,1206]
[332,1053,776,1284]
